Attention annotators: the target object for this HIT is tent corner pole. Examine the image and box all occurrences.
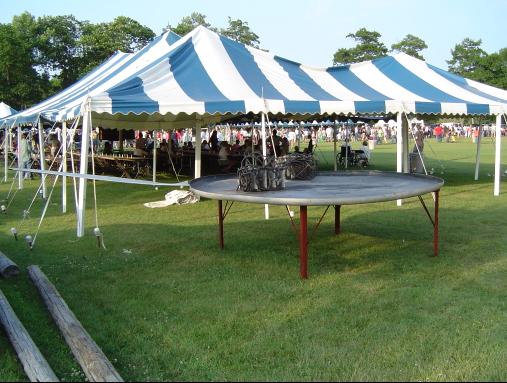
[152,130,157,184]
[261,112,269,220]
[4,123,11,182]
[17,126,23,190]
[77,109,91,237]
[396,112,403,206]
[333,124,337,172]
[474,125,482,181]
[62,121,67,213]
[494,114,502,196]
[38,117,47,198]
[194,121,202,179]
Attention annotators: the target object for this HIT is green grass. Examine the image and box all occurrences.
[0,137,506,381]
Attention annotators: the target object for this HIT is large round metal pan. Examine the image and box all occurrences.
[189,171,444,206]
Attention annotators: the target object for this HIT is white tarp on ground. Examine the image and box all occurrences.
[144,190,200,208]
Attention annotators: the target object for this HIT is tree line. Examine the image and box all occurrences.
[1,11,505,111]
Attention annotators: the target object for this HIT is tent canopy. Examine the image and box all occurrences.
[4,26,507,129]
[0,102,17,119]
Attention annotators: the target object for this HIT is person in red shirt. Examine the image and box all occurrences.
[433,125,443,142]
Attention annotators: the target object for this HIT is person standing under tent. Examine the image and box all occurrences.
[413,129,425,154]
[19,132,32,179]
[209,129,219,153]
[270,129,283,156]
[49,134,61,160]
[54,125,62,143]
[134,134,148,157]
[288,129,296,148]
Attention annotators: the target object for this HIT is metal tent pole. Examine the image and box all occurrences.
[261,112,269,220]
[17,126,22,190]
[474,126,482,181]
[152,130,157,183]
[402,115,409,173]
[62,121,67,213]
[333,124,337,172]
[494,114,502,196]
[77,106,91,237]
[396,112,403,206]
[345,123,348,169]
[38,117,47,198]
[4,123,10,182]
[195,121,202,179]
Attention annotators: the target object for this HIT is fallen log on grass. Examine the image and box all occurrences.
[27,265,123,382]
[0,289,59,382]
[0,251,19,278]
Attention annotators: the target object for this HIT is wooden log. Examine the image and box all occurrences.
[28,266,123,382]
[0,251,19,278]
[0,289,59,382]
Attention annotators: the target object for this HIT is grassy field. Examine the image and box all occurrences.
[0,137,506,381]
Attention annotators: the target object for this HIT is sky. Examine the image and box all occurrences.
[1,0,506,69]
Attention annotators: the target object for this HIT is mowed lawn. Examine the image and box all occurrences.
[0,137,506,381]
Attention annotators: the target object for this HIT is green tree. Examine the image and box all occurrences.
[80,16,155,76]
[333,28,388,65]
[220,17,260,47]
[35,15,84,88]
[169,12,215,36]
[447,38,487,76]
[390,34,427,60]
[0,15,46,109]
[473,48,507,89]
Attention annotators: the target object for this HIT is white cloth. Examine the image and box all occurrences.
[144,190,199,208]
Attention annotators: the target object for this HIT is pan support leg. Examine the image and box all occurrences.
[218,200,224,249]
[299,205,308,279]
[434,190,439,256]
[417,191,440,257]
[334,205,341,234]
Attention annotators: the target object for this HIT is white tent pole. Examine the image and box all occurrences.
[474,126,482,181]
[77,105,91,237]
[4,123,10,182]
[261,112,269,220]
[195,121,202,179]
[494,114,502,196]
[396,112,403,206]
[345,123,348,169]
[152,130,157,183]
[38,117,47,198]
[333,123,337,172]
[62,121,67,213]
[17,126,23,190]
[402,114,409,173]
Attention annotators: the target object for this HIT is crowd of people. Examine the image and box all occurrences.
[3,119,504,178]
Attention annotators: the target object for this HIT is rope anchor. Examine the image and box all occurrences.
[25,235,33,250]
[93,227,102,248]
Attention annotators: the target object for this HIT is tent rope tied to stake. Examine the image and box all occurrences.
[89,126,106,250]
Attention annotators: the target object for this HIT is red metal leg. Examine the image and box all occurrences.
[300,206,308,279]
[434,190,439,256]
[218,200,224,249]
[335,205,341,234]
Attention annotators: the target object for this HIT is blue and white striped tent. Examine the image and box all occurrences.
[87,25,507,129]
[3,25,507,128]
[0,102,17,119]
